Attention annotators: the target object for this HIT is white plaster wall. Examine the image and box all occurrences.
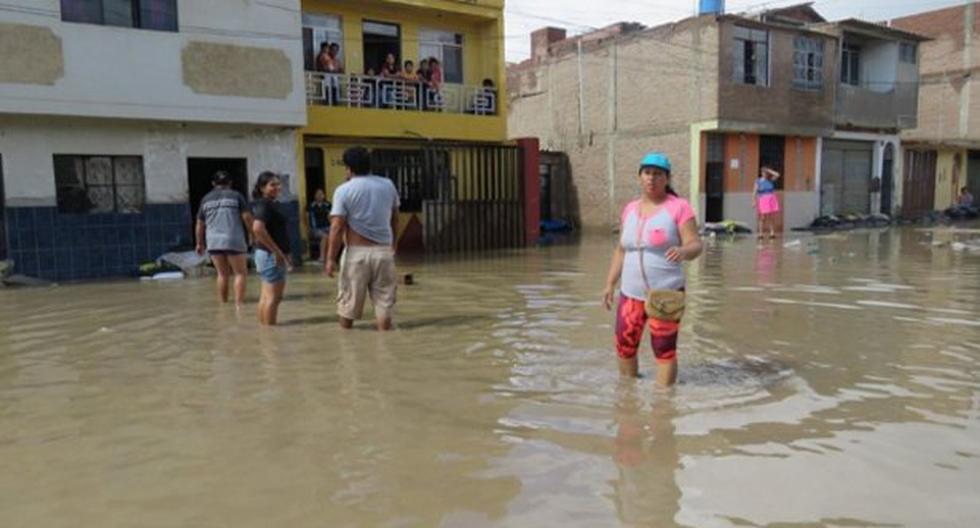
[0,0,305,126]
[784,191,819,229]
[0,116,297,206]
[723,192,756,229]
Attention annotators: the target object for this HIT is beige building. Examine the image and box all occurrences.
[508,4,925,230]
[893,2,980,213]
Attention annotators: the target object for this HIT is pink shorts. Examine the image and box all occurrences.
[615,296,680,363]
[758,194,780,215]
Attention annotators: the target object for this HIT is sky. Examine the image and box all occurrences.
[504,0,968,62]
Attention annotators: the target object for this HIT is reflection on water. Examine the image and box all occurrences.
[1,226,979,527]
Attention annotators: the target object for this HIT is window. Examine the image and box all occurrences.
[733,26,769,86]
[54,155,145,214]
[900,42,917,64]
[302,13,343,72]
[61,0,177,31]
[420,29,464,84]
[841,43,861,86]
[793,36,824,90]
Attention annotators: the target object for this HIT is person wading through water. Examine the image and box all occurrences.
[195,171,253,307]
[325,147,400,331]
[602,153,703,386]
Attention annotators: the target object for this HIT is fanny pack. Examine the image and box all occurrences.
[638,242,686,322]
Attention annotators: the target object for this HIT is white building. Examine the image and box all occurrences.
[0,0,305,280]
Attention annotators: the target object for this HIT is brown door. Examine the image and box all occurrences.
[902,150,937,216]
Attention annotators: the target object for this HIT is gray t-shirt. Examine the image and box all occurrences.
[619,196,695,300]
[331,175,400,245]
[198,188,249,252]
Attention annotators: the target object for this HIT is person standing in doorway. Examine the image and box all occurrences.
[251,172,292,326]
[308,188,332,261]
[325,147,400,331]
[754,166,781,239]
[959,186,975,207]
[195,171,253,307]
[601,153,702,386]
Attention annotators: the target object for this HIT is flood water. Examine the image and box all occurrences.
[2,226,979,527]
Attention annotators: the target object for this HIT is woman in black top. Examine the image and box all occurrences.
[251,172,291,326]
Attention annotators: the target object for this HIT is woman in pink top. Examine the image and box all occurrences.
[602,153,702,385]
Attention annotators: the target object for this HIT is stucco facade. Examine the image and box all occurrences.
[0,0,305,279]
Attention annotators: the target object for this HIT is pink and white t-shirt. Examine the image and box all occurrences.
[619,195,696,300]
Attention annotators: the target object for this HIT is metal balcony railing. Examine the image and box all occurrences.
[305,72,497,116]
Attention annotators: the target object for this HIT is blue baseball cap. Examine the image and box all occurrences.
[639,152,671,173]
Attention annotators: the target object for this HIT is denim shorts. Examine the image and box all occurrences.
[254,249,286,284]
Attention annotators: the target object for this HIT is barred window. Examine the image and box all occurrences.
[54,155,146,214]
[733,26,769,87]
[793,36,824,90]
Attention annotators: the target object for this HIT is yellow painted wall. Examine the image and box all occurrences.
[302,0,506,140]
[935,149,966,210]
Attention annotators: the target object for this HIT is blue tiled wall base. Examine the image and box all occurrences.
[4,205,192,281]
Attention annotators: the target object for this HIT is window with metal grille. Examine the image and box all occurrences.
[54,155,146,214]
[841,43,862,86]
[733,26,769,87]
[793,36,824,91]
[420,29,464,84]
[61,0,177,31]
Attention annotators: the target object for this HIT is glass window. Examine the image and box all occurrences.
[841,43,861,86]
[793,36,824,90]
[60,0,177,31]
[54,155,146,214]
[302,13,344,72]
[900,42,917,64]
[733,26,769,87]
[420,29,464,84]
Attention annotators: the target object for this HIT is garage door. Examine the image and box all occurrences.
[821,140,873,216]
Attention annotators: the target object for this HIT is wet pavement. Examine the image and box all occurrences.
[1,226,979,527]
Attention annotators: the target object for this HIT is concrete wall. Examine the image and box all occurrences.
[0,0,306,126]
[716,21,837,130]
[508,17,719,229]
[0,116,298,207]
[835,34,919,130]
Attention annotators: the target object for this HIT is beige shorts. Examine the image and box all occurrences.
[337,246,397,321]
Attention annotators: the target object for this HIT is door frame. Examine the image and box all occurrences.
[0,154,6,261]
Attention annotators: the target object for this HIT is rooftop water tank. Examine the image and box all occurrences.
[699,0,725,16]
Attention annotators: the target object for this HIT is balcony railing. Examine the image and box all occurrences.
[305,72,497,116]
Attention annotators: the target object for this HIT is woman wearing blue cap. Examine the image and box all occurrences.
[602,153,702,386]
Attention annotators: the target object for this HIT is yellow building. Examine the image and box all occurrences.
[297,0,523,254]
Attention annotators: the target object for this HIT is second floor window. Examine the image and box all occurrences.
[420,30,464,84]
[303,13,344,72]
[841,43,862,87]
[54,155,146,214]
[900,42,917,64]
[793,36,824,90]
[61,0,178,32]
[734,26,769,87]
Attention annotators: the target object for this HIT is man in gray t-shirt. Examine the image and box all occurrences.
[325,147,400,331]
[195,171,253,305]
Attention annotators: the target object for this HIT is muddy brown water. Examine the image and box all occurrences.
[1,227,979,527]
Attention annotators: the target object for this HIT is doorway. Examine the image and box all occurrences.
[304,147,325,205]
[705,133,725,223]
[540,162,552,222]
[759,135,786,189]
[0,155,6,261]
[881,143,894,215]
[187,158,248,231]
[968,151,980,201]
[902,150,937,217]
[362,20,400,74]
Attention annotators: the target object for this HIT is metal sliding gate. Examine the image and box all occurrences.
[372,144,525,253]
